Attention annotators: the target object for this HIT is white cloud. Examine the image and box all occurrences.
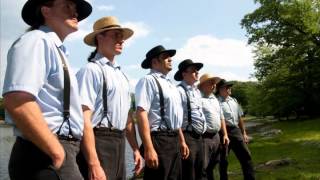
[129,78,138,92]
[122,22,150,46]
[97,5,115,11]
[216,71,255,82]
[175,35,254,68]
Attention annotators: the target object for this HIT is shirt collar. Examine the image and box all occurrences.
[181,80,196,90]
[39,25,69,56]
[94,53,121,69]
[202,92,216,99]
[218,95,231,102]
[150,69,170,80]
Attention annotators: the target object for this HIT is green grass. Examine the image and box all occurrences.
[226,118,320,180]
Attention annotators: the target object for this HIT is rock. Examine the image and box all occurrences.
[260,129,282,137]
[265,158,293,166]
[256,158,294,170]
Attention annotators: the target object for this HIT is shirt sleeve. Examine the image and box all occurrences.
[76,64,101,110]
[135,76,155,112]
[3,32,47,97]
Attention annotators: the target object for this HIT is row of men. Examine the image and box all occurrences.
[2,0,254,180]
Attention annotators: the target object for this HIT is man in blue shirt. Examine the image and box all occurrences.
[175,59,207,180]
[135,45,189,180]
[76,16,142,180]
[2,0,104,179]
[198,73,229,180]
[216,79,255,180]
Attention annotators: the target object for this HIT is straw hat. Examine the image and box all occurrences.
[198,73,221,88]
[22,0,92,26]
[141,45,176,69]
[174,59,203,81]
[84,16,133,46]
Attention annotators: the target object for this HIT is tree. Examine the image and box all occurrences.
[241,0,320,117]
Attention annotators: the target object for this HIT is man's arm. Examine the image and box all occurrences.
[125,111,143,175]
[136,107,158,169]
[81,106,106,180]
[238,117,249,144]
[178,128,189,159]
[220,119,229,145]
[3,92,65,169]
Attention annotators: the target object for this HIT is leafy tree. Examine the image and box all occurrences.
[241,0,320,117]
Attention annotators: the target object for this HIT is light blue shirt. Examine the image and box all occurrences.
[177,81,207,134]
[3,26,84,139]
[135,70,183,131]
[201,93,224,133]
[217,95,243,127]
[76,53,131,130]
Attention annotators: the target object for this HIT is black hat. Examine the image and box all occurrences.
[141,45,176,69]
[174,59,203,81]
[216,79,233,93]
[22,0,92,26]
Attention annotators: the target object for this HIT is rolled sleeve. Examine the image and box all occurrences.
[135,77,154,112]
[76,64,100,110]
[3,32,46,97]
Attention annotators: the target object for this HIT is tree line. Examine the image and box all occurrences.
[232,0,320,119]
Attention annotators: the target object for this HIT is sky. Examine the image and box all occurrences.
[0,0,259,94]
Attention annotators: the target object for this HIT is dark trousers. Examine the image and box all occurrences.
[78,128,126,180]
[9,136,82,180]
[202,133,220,180]
[143,131,182,180]
[219,127,255,180]
[182,131,204,180]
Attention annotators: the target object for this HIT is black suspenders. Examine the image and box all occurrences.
[178,84,192,130]
[152,75,171,131]
[56,47,73,138]
[94,62,113,128]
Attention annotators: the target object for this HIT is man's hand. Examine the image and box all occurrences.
[243,133,249,144]
[51,143,65,169]
[88,164,107,180]
[180,141,190,159]
[133,150,143,175]
[144,147,158,169]
[222,135,230,145]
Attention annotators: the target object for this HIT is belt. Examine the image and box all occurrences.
[56,135,80,142]
[183,130,202,139]
[151,130,179,136]
[202,131,217,139]
[93,127,124,135]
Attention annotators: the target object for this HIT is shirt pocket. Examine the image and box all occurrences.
[222,105,233,119]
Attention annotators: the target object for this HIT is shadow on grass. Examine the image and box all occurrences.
[226,118,320,180]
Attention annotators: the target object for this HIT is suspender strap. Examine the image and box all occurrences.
[56,47,73,137]
[178,84,192,128]
[152,75,171,130]
[94,62,113,128]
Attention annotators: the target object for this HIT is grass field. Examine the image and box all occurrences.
[225,118,320,180]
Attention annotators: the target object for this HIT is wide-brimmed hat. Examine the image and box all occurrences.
[84,16,133,46]
[198,73,221,88]
[216,79,233,90]
[174,59,203,81]
[141,45,176,69]
[22,0,92,27]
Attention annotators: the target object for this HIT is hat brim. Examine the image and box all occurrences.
[174,63,203,81]
[216,82,233,93]
[84,27,134,46]
[198,77,221,88]
[22,0,92,26]
[141,49,176,69]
